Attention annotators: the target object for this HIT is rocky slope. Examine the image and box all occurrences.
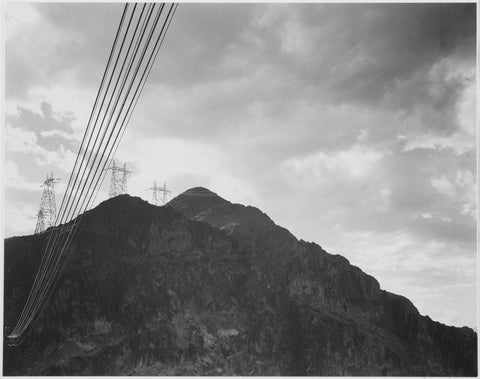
[3,188,477,375]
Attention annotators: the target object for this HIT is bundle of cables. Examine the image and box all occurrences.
[8,2,178,346]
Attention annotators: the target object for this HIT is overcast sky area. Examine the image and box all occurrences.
[4,3,477,329]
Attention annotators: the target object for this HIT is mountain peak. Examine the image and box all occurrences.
[167,187,229,219]
[182,187,219,196]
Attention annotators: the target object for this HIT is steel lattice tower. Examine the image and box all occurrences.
[33,210,45,235]
[146,180,171,205]
[34,172,60,234]
[108,160,131,198]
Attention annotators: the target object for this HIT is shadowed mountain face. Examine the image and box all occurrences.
[3,189,477,376]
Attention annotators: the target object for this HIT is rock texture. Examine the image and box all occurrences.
[3,188,477,375]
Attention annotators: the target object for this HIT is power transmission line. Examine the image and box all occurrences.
[8,2,178,345]
[8,6,141,344]
[12,2,175,344]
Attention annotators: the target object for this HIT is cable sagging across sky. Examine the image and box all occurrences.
[8,2,178,345]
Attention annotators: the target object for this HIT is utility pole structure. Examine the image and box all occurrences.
[107,160,131,198]
[146,180,171,206]
[34,172,60,234]
[33,210,45,235]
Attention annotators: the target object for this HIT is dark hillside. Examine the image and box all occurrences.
[3,191,477,375]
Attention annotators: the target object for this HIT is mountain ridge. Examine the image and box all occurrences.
[3,189,477,375]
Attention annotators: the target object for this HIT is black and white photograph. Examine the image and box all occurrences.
[2,1,477,376]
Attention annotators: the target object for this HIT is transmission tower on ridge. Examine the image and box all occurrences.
[107,160,131,198]
[34,172,60,234]
[146,180,171,206]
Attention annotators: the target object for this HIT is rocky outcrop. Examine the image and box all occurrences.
[3,189,477,375]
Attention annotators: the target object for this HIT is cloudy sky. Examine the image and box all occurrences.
[4,2,476,329]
